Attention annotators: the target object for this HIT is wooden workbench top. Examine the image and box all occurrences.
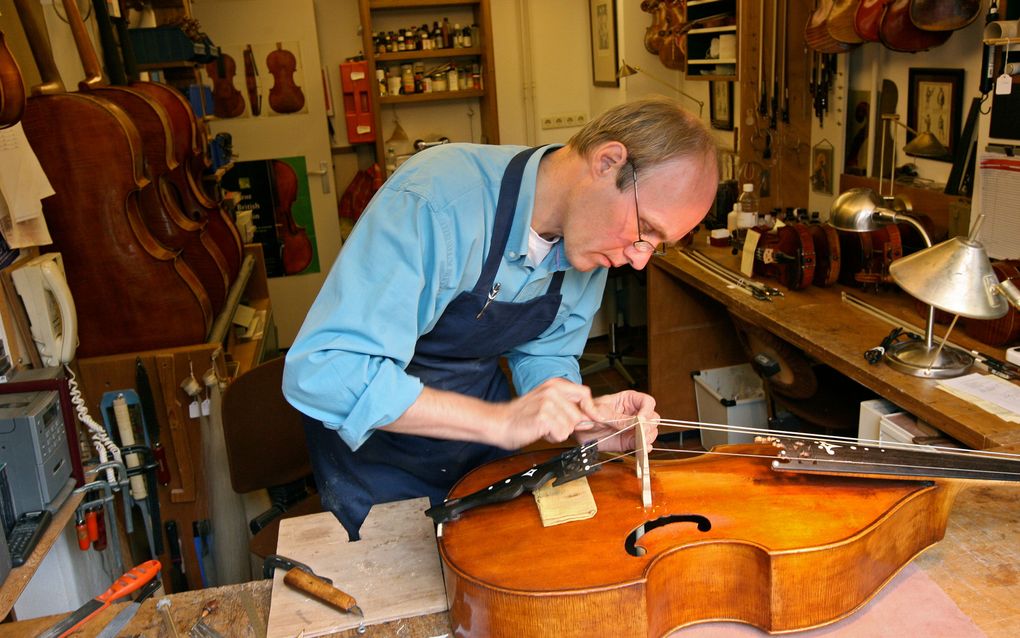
[650,243,1020,451]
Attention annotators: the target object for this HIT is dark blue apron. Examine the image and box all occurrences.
[304,146,567,539]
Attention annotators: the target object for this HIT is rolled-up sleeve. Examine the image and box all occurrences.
[283,186,455,450]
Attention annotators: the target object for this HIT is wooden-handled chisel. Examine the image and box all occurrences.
[284,568,364,617]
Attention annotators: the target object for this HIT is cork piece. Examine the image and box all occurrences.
[533,476,597,527]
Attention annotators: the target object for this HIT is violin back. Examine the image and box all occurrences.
[964,261,1020,347]
[910,0,981,31]
[827,0,864,44]
[0,31,26,129]
[855,0,887,42]
[206,54,245,118]
[273,160,312,275]
[641,0,666,54]
[879,0,952,52]
[806,0,856,53]
[267,44,305,114]
[808,222,841,286]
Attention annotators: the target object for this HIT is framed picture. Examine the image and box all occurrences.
[907,68,964,162]
[709,81,733,130]
[810,141,834,195]
[589,0,618,87]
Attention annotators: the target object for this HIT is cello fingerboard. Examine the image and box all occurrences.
[765,436,1020,483]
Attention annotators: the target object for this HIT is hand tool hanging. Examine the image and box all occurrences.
[113,394,162,558]
[758,2,768,117]
[72,461,132,577]
[164,520,190,592]
[780,0,790,124]
[769,0,780,131]
[136,358,170,485]
[979,1,999,100]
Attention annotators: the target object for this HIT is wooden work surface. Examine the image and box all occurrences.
[2,483,1017,637]
[647,241,1020,451]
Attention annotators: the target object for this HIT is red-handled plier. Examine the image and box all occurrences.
[38,559,162,638]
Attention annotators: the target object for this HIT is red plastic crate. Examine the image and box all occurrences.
[340,61,375,143]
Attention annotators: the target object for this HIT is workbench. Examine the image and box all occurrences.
[646,241,1020,450]
[1,480,1016,637]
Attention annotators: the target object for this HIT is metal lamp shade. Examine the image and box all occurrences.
[889,236,1010,320]
[903,130,950,159]
[829,188,896,232]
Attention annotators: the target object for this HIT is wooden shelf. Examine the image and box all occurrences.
[0,492,84,619]
[375,47,481,62]
[689,25,737,35]
[370,0,479,8]
[378,88,485,104]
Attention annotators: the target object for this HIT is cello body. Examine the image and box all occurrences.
[827,0,864,44]
[439,447,961,637]
[266,43,305,114]
[854,0,887,42]
[805,0,856,53]
[909,0,981,32]
[879,0,952,52]
[0,31,26,128]
[641,0,667,55]
[21,92,212,357]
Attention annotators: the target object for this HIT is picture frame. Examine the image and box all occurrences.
[709,81,733,130]
[810,141,834,195]
[589,0,619,87]
[907,68,964,163]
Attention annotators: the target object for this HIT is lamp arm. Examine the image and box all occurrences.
[635,69,705,116]
[892,214,932,248]
[995,279,1020,310]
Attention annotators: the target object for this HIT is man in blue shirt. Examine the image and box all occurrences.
[284,97,719,538]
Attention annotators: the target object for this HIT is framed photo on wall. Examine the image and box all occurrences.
[589,0,618,87]
[907,68,964,162]
[709,81,733,130]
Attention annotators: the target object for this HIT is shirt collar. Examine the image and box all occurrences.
[506,144,565,269]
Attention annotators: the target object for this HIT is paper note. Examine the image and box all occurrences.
[938,373,1020,423]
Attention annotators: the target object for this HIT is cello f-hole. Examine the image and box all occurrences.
[625,514,712,557]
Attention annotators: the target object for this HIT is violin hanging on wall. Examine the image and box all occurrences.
[266,43,305,114]
[206,53,245,118]
[272,160,312,275]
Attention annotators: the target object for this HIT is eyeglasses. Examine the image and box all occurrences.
[630,164,666,256]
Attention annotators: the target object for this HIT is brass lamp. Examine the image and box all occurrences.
[878,113,950,201]
[617,60,705,116]
[887,214,1020,377]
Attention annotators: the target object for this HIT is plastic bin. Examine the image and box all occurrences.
[692,364,768,449]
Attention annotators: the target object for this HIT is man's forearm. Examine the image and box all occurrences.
[380,386,510,447]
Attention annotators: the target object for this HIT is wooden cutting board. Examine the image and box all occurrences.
[266,497,448,638]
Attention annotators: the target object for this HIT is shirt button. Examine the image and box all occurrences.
[509,252,517,258]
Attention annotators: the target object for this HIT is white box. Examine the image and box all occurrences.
[879,412,941,446]
[692,363,768,449]
[858,399,900,444]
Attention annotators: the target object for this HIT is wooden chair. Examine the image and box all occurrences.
[221,355,321,559]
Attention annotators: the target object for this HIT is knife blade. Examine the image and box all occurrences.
[95,577,162,638]
[38,559,162,638]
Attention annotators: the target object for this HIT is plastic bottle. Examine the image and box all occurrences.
[385,147,397,175]
[737,183,758,229]
[726,202,741,233]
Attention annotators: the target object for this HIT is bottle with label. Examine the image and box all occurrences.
[737,183,759,228]
[386,147,397,175]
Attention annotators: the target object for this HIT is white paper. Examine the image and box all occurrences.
[978,154,1020,259]
[938,372,1020,420]
[0,124,55,248]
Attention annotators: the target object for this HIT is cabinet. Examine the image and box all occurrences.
[684,0,738,81]
[357,0,499,175]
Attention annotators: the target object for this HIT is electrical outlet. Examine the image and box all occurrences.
[540,112,589,130]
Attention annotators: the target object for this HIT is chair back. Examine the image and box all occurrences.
[221,356,311,494]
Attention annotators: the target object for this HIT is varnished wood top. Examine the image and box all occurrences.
[651,243,1020,451]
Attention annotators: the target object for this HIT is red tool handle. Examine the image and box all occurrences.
[97,559,162,603]
[75,516,89,551]
[92,510,107,551]
[85,509,99,542]
[154,443,171,485]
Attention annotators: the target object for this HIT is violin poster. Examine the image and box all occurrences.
[205,42,309,119]
[220,157,320,278]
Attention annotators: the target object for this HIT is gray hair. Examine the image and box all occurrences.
[567,96,718,190]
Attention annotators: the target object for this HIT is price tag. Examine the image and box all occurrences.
[189,400,201,419]
[996,73,1013,95]
[740,229,761,277]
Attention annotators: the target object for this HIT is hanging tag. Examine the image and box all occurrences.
[740,229,761,277]
[189,400,201,419]
[201,398,211,416]
[995,74,1013,95]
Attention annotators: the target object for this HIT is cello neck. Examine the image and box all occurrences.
[766,435,1020,483]
[62,0,106,88]
[12,0,65,95]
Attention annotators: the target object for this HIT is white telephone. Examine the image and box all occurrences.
[11,253,78,367]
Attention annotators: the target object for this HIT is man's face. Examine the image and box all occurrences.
[563,154,717,272]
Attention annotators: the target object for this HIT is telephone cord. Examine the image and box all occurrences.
[64,364,123,484]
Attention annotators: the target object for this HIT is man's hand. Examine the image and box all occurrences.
[490,378,604,449]
[574,390,659,453]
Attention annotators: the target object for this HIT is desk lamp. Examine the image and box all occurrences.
[888,214,1020,377]
[829,187,958,376]
[617,61,704,116]
[877,113,951,202]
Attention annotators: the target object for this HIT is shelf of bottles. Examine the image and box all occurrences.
[371,19,485,100]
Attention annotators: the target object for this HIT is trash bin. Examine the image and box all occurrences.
[692,363,768,449]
